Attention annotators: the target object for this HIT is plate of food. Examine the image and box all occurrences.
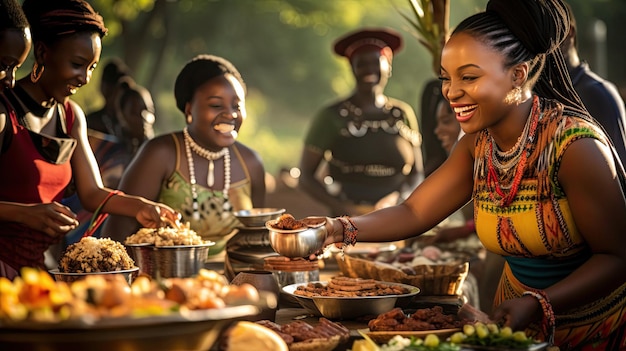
[363,305,467,344]
[458,342,549,351]
[282,277,420,319]
[364,328,462,344]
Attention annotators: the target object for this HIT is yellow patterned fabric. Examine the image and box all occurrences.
[158,134,253,255]
[474,97,626,350]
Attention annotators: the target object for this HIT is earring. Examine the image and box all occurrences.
[504,86,522,105]
[186,114,192,124]
[30,62,44,83]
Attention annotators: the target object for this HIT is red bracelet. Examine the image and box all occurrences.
[83,190,124,238]
[522,290,555,345]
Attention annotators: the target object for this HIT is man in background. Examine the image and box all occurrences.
[562,2,626,163]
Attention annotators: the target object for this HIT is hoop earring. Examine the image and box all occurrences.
[186,114,192,124]
[504,86,522,105]
[31,62,44,83]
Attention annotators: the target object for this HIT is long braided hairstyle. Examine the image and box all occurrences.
[452,0,588,119]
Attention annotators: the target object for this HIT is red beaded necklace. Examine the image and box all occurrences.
[487,95,540,207]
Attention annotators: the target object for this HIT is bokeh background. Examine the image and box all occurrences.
[18,0,626,176]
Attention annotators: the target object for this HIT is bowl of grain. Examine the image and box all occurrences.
[125,223,214,279]
[53,236,139,284]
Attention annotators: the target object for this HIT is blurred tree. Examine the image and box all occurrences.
[67,0,624,176]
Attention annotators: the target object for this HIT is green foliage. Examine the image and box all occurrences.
[71,0,624,176]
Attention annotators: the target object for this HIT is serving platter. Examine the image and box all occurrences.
[0,305,259,351]
[282,281,420,319]
[459,342,549,351]
[363,328,461,344]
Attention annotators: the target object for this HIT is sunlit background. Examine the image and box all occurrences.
[18,0,626,176]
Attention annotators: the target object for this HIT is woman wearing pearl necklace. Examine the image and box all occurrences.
[104,55,266,270]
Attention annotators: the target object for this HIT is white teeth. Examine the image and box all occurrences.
[453,105,477,113]
[362,74,377,83]
[214,123,235,133]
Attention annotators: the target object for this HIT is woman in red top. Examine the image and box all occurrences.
[0,0,178,279]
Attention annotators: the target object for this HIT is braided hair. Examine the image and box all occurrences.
[0,0,29,31]
[174,54,246,114]
[452,0,587,118]
[21,0,107,46]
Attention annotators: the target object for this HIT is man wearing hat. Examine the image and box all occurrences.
[299,27,424,218]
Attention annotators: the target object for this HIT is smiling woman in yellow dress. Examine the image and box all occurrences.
[315,0,626,349]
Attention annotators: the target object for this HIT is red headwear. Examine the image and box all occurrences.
[333,27,403,63]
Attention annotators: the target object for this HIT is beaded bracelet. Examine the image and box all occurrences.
[83,190,124,238]
[523,290,555,345]
[336,216,358,260]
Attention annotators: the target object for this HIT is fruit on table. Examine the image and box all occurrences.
[450,321,534,348]
[0,268,261,323]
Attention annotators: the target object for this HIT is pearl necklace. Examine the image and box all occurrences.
[183,127,231,220]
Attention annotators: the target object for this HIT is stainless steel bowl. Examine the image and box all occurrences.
[233,208,286,228]
[265,218,327,258]
[49,267,139,285]
[282,281,420,319]
[126,243,214,279]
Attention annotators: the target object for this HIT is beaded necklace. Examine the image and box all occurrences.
[183,127,231,220]
[487,95,540,207]
[339,99,402,137]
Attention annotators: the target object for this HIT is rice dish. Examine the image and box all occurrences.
[58,237,135,273]
[125,223,205,246]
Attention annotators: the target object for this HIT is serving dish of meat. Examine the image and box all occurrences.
[364,306,466,343]
[254,318,350,351]
[282,277,420,320]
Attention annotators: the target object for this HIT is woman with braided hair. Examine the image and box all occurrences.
[0,0,179,279]
[0,0,31,89]
[316,0,626,349]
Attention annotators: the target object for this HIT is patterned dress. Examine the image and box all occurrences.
[158,134,253,255]
[473,96,626,350]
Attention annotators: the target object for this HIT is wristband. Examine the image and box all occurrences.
[523,290,555,345]
[336,216,358,260]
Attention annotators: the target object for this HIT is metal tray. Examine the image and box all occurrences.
[0,305,259,351]
[282,281,420,320]
[459,342,549,351]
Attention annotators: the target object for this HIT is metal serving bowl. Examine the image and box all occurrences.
[126,242,214,279]
[49,267,139,285]
[282,281,420,319]
[265,218,327,258]
[233,208,286,228]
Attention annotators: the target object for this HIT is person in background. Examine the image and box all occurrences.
[86,57,131,137]
[0,0,179,280]
[114,76,155,155]
[103,54,266,276]
[60,76,157,247]
[0,0,31,89]
[420,81,450,177]
[299,28,423,218]
[317,0,626,349]
[560,2,626,163]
